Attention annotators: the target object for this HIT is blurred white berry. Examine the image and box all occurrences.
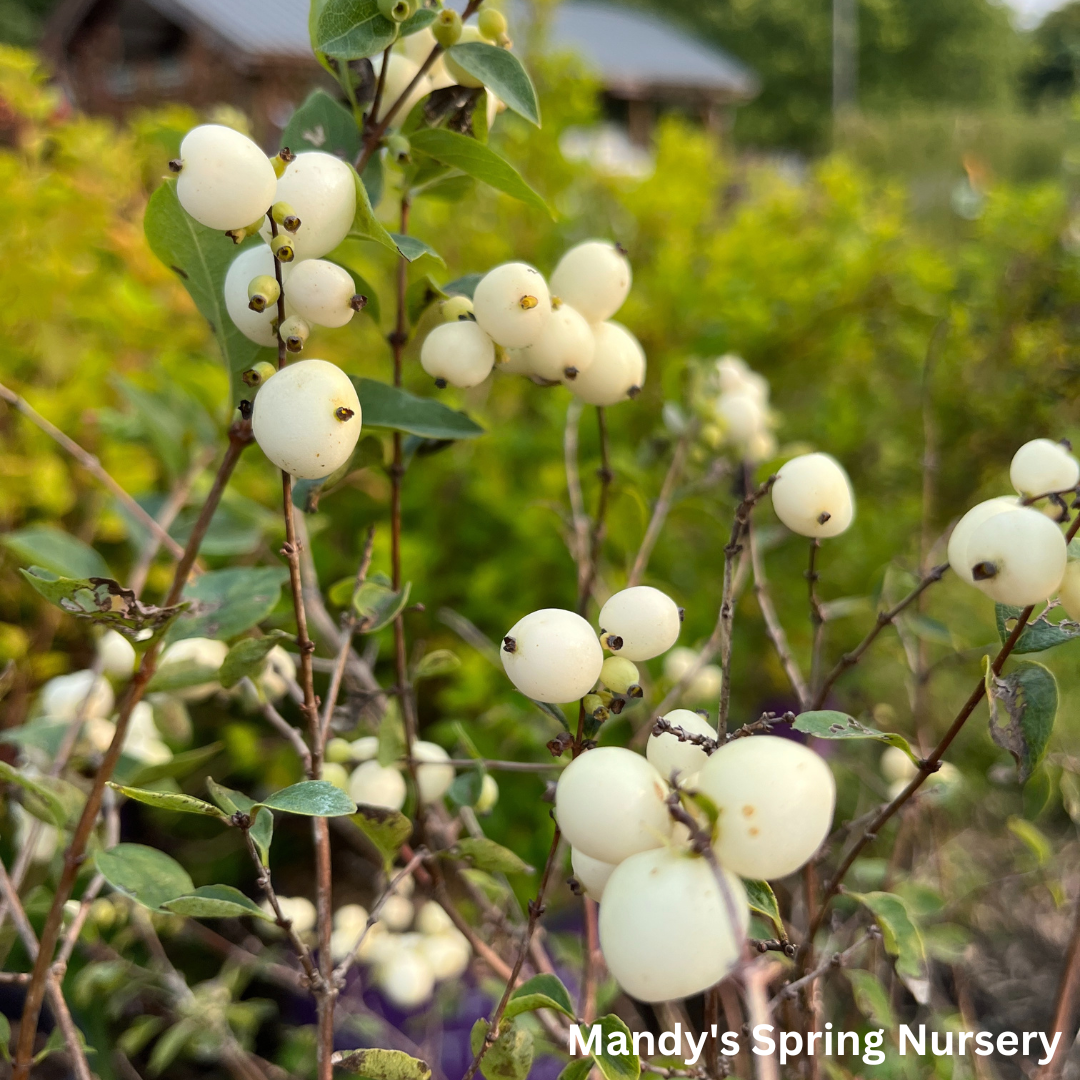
[12,803,58,863]
[473,263,551,349]
[376,949,435,1008]
[371,53,429,121]
[570,847,617,902]
[771,453,855,539]
[322,762,350,791]
[262,895,317,935]
[349,760,407,811]
[122,702,172,766]
[1010,439,1080,498]
[379,893,415,932]
[97,630,136,677]
[158,637,228,703]
[259,152,356,261]
[598,586,681,661]
[716,392,766,445]
[475,773,499,814]
[647,709,716,782]
[419,928,471,979]
[258,645,296,702]
[568,322,645,406]
[501,608,604,703]
[39,669,114,721]
[549,241,632,323]
[413,740,455,803]
[420,320,495,388]
[415,900,453,936]
[663,648,722,705]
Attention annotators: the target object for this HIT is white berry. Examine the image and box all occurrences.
[598,848,748,1003]
[501,608,603,703]
[412,740,455,803]
[716,355,768,404]
[415,900,452,936]
[371,53,429,121]
[771,453,854,538]
[570,847,617,902]
[647,709,716,782]
[379,894,415,931]
[420,320,495,388]
[663,648,723,705]
[965,505,1067,606]
[259,152,356,261]
[472,262,552,348]
[419,929,471,979]
[568,321,645,406]
[505,302,595,381]
[947,497,1023,583]
[696,735,835,880]
[598,586,681,661]
[39,669,114,721]
[475,773,499,814]
[175,124,277,231]
[285,259,359,328]
[348,760,406,811]
[376,949,435,1008]
[549,241,632,323]
[96,630,136,677]
[554,746,671,863]
[717,392,766,445]
[225,244,288,347]
[252,359,361,479]
[1010,439,1080,498]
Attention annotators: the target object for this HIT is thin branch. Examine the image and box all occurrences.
[767,931,875,1011]
[247,680,311,771]
[578,406,612,615]
[628,426,693,588]
[1038,883,1080,1079]
[564,399,590,593]
[807,539,826,695]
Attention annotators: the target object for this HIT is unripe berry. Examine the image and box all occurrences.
[478,7,508,40]
[421,319,495,388]
[259,152,356,261]
[279,315,309,352]
[413,740,455,803]
[271,232,296,263]
[242,361,277,388]
[599,656,639,695]
[225,216,269,245]
[271,201,301,232]
[598,848,749,1002]
[475,773,499,814]
[385,133,411,163]
[554,746,671,863]
[349,759,407,811]
[549,240,632,323]
[501,608,603,703]
[647,708,716,781]
[247,274,280,313]
[505,302,595,381]
[966,505,1067,607]
[285,259,360,328]
[571,847,616,902]
[175,124,277,231]
[322,762,350,792]
[771,452,854,538]
[443,25,486,87]
[252,358,362,478]
[433,8,463,46]
[1010,438,1080,498]
[947,497,1022,583]
[441,295,474,321]
[224,245,289,347]
[582,693,609,721]
[568,321,645,406]
[598,586,681,661]
[1059,560,1080,620]
[379,0,411,20]
[472,262,552,348]
[697,735,836,880]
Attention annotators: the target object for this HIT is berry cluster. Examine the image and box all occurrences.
[699,355,778,463]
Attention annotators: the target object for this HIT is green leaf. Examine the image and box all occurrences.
[353,377,484,439]
[118,1016,165,1058]
[986,659,1058,783]
[406,274,448,325]
[470,1018,534,1080]
[557,1060,594,1080]
[353,579,412,633]
[445,43,540,126]
[281,88,360,159]
[106,782,225,818]
[257,779,357,817]
[162,884,273,921]
[995,603,1080,653]
[0,720,69,757]
[95,843,195,912]
[205,779,274,862]
[505,973,576,1021]
[350,166,399,255]
[146,659,221,693]
[850,891,926,980]
[390,233,445,266]
[332,1047,432,1080]
[1008,814,1053,864]
[399,7,436,36]
[0,761,69,828]
[414,648,461,680]
[206,776,245,815]
[408,129,550,216]
[351,804,413,871]
[0,1012,9,1064]
[743,879,783,935]
[219,631,294,689]
[792,710,918,763]
[444,273,483,299]
[315,0,399,59]
[1,526,109,579]
[448,768,484,808]
[166,566,290,644]
[592,1015,640,1080]
[126,742,224,787]
[455,836,532,875]
[250,806,275,865]
[144,181,272,397]
[20,569,187,640]
[845,968,895,1029]
[148,1018,197,1076]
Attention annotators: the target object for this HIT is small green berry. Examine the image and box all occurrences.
[441,295,475,321]
[271,232,296,262]
[600,656,640,696]
[433,8,463,47]
[242,361,277,388]
[378,0,411,21]
[270,147,295,178]
[279,315,310,352]
[247,274,280,313]
[271,201,301,233]
[225,215,267,245]
[478,7,508,41]
[385,133,411,163]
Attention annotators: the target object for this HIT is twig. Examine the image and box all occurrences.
[247,681,311,771]
[652,716,720,753]
[1038,887,1080,1079]
[407,756,561,772]
[564,399,591,594]
[578,406,611,615]
[807,539,826,695]
[767,931,874,1011]
[628,426,693,588]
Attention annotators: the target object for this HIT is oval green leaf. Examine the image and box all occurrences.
[257,779,357,817]
[445,42,540,126]
[95,843,194,912]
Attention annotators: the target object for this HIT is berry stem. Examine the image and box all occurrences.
[577,405,612,615]
[806,538,826,695]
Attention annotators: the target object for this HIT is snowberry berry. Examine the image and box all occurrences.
[647,709,716,782]
[716,355,768,404]
[696,735,835,880]
[421,320,495,388]
[349,759,407,811]
[379,894,414,931]
[433,8,463,47]
[549,240,632,323]
[568,321,645,405]
[771,452,854,538]
[554,746,671,863]
[413,740,455,803]
[420,930,471,980]
[599,655,640,695]
[259,152,356,261]
[965,505,1067,606]
[225,245,288,347]
[174,124,277,232]
[505,302,595,381]
[946,497,1022,583]
[663,647,723,705]
[371,53,429,122]
[500,608,603,703]
[472,262,552,348]
[478,7,509,41]
[39,669,114,721]
[571,847,616,902]
[247,274,280,313]
[598,585,681,661]
[440,295,474,321]
[376,949,435,1008]
[475,773,499,814]
[717,391,766,445]
[279,315,309,352]
[251,358,361,479]
[598,847,748,1002]
[1010,438,1080,498]
[285,259,362,328]
[96,629,136,677]
[443,25,487,87]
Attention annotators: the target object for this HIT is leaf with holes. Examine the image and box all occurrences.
[850,891,926,980]
[454,836,532,875]
[445,43,540,126]
[166,566,289,644]
[95,843,194,912]
[1,526,109,579]
[995,603,1080,654]
[107,782,225,818]
[162,884,274,921]
[352,377,484,439]
[256,780,357,817]
[505,973,576,1021]
[281,88,360,159]
[219,630,295,689]
[351,805,413,871]
[314,0,399,59]
[332,1048,432,1080]
[985,659,1057,783]
[793,710,918,763]
[743,879,783,935]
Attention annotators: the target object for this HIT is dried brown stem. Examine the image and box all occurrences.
[579,406,612,615]
[628,427,693,588]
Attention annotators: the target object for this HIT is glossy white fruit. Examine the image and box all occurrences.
[568,321,645,406]
[379,894,415,931]
[158,637,228,702]
[413,740,455,803]
[473,262,552,348]
[97,629,136,677]
[571,847,617,902]
[123,701,172,765]
[285,259,358,328]
[549,241,632,323]
[663,648,722,705]
[717,392,766,444]
[176,124,277,231]
[475,773,499,814]
[505,302,595,381]
[501,608,603,703]
[259,645,297,702]
[771,453,854,539]
[415,900,452,936]
[598,586,681,661]
[420,320,495,388]
[252,359,362,479]
[40,669,115,721]
[1059,560,1080,621]
[349,759,407,811]
[966,505,1067,606]
[419,929,471,979]
[272,895,317,935]
[697,735,835,880]
[224,244,286,347]
[647,709,716,782]
[376,948,435,1008]
[555,746,672,863]
[371,53,429,121]
[947,497,1022,583]
[260,152,356,261]
[1010,439,1080,498]
[598,848,748,1002]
